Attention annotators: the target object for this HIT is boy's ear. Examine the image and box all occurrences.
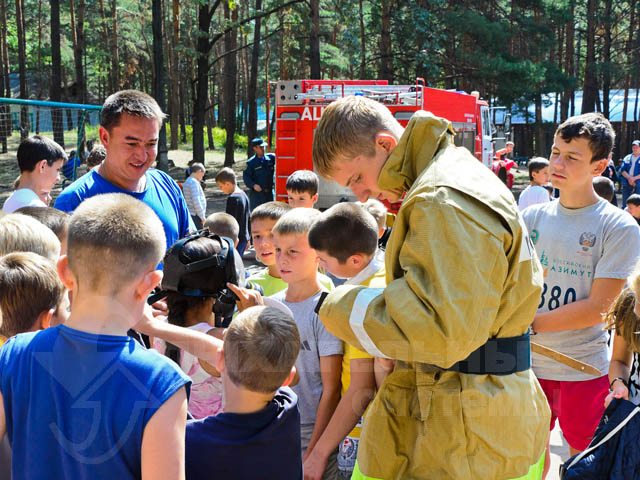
[34,308,54,331]
[281,366,297,387]
[57,255,76,291]
[591,158,608,176]
[135,270,163,301]
[215,347,226,374]
[311,193,319,205]
[36,158,48,173]
[375,132,398,154]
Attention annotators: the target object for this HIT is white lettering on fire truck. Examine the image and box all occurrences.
[301,106,325,121]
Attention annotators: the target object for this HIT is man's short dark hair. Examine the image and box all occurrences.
[101,90,166,131]
[627,194,640,207]
[286,170,319,196]
[555,113,615,163]
[593,177,615,203]
[308,202,378,263]
[528,157,550,181]
[249,201,292,224]
[17,135,67,172]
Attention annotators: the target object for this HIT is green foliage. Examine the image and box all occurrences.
[165,124,248,151]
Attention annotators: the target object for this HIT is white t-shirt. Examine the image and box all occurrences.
[523,198,640,381]
[518,184,550,211]
[1,188,46,213]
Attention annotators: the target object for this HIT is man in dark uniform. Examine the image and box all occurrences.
[243,138,275,210]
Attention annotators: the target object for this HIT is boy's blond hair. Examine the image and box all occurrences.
[215,167,237,186]
[224,306,300,393]
[357,199,387,231]
[0,252,64,338]
[15,206,70,243]
[272,207,321,236]
[312,95,403,179]
[309,203,378,263]
[0,213,61,261]
[249,201,292,224]
[204,212,239,244]
[67,193,166,292]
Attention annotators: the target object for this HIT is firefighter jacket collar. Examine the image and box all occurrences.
[377,110,455,195]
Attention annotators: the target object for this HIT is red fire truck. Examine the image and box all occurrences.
[267,78,501,209]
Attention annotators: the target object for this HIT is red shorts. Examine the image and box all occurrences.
[538,375,609,451]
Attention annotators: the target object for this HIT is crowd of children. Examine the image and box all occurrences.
[3,95,640,480]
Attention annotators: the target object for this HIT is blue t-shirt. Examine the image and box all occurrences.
[185,387,302,480]
[54,168,194,252]
[0,325,191,480]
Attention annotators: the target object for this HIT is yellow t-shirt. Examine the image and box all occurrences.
[247,268,334,297]
[340,262,386,439]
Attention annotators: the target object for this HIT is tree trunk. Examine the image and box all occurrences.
[379,0,393,82]
[602,0,612,118]
[49,0,64,148]
[309,0,321,79]
[581,0,597,114]
[152,0,169,172]
[111,0,119,91]
[223,3,238,167]
[0,0,10,151]
[560,0,574,121]
[193,3,215,165]
[359,0,366,79]
[15,0,28,138]
[246,0,262,156]
[169,0,181,150]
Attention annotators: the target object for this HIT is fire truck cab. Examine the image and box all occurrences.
[268,79,500,209]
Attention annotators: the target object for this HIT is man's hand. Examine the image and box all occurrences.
[303,450,328,480]
[253,184,263,192]
[226,282,263,312]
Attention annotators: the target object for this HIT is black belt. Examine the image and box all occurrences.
[445,333,531,375]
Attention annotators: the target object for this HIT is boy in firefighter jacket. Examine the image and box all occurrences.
[311,95,550,480]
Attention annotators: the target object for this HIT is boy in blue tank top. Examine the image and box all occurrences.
[0,193,191,480]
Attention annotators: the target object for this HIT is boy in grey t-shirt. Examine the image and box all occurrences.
[523,113,640,476]
[269,208,343,479]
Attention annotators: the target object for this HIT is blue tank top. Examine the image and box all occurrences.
[0,325,190,479]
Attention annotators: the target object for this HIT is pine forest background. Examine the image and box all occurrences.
[1,0,640,167]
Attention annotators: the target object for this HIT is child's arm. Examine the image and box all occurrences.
[135,306,223,366]
[304,358,375,480]
[303,354,342,461]
[532,278,626,333]
[605,333,634,407]
[141,387,188,480]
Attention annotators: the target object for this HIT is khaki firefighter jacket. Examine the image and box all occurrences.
[318,112,551,479]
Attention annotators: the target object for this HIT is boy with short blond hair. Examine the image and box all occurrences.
[248,201,332,296]
[0,193,190,479]
[215,167,250,256]
[135,305,303,480]
[286,169,319,208]
[271,208,343,478]
[15,206,70,254]
[0,252,64,346]
[305,203,384,479]
[0,213,60,261]
[204,212,240,246]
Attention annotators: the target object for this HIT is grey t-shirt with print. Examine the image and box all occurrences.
[523,198,640,381]
[271,289,343,432]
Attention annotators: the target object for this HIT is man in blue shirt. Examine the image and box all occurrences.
[243,137,275,210]
[620,140,640,204]
[55,90,194,252]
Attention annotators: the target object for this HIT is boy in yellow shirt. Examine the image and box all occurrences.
[305,203,385,480]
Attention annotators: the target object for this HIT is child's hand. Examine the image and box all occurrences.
[303,451,328,480]
[604,382,629,408]
[226,282,263,312]
[375,357,396,373]
[133,303,162,336]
